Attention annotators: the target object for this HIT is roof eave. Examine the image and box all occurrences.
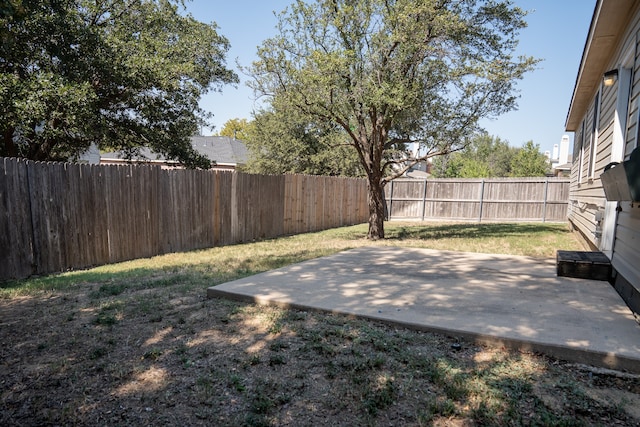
[565,0,637,131]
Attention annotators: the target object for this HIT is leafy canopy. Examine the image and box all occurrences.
[432,134,549,177]
[432,134,515,177]
[244,97,363,177]
[0,0,238,167]
[509,140,550,177]
[249,0,538,238]
[216,118,251,140]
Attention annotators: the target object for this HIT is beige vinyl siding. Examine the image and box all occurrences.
[625,35,640,154]
[568,122,582,222]
[597,81,616,172]
[568,92,605,247]
[568,11,640,250]
[611,34,640,290]
[584,99,595,180]
[610,17,640,292]
[570,123,583,186]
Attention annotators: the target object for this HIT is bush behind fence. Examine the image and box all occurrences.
[0,158,368,281]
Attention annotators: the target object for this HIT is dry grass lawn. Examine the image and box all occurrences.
[2,222,639,426]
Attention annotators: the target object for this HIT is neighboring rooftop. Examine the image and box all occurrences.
[190,136,248,166]
[100,136,248,169]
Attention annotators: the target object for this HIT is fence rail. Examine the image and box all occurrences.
[385,177,570,222]
[0,158,368,281]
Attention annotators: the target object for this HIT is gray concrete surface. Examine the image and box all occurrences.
[207,247,640,373]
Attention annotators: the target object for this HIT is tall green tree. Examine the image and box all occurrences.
[1,0,238,168]
[249,0,537,238]
[245,97,363,176]
[510,140,549,177]
[432,134,517,178]
[216,118,251,140]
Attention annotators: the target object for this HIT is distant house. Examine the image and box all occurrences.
[76,143,101,165]
[549,135,573,177]
[565,0,640,312]
[396,143,432,179]
[100,136,248,171]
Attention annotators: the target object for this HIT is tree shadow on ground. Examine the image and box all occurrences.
[385,222,570,241]
[0,249,323,296]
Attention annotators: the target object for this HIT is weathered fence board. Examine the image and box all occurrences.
[0,158,369,280]
[0,159,33,279]
[385,177,570,222]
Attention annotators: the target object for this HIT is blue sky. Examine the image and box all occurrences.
[184,0,595,156]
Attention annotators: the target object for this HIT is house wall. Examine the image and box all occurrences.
[613,16,640,294]
[568,2,640,309]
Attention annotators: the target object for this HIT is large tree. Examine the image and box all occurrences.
[0,0,238,168]
[249,0,537,238]
[244,97,363,176]
[432,134,517,178]
[216,118,251,140]
[509,140,549,177]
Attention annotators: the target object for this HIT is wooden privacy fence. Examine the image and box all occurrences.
[0,158,368,280]
[385,177,570,222]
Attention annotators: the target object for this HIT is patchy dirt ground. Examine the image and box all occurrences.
[2,281,640,426]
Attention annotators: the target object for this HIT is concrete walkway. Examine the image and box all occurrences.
[207,247,640,373]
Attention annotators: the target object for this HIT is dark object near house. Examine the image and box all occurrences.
[556,250,612,281]
[600,147,640,202]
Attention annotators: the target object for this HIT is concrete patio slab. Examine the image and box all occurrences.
[207,247,640,373]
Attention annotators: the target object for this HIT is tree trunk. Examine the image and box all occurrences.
[3,128,18,157]
[366,176,386,240]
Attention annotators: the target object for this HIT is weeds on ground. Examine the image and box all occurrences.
[6,294,635,426]
[3,222,630,426]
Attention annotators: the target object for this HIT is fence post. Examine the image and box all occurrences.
[542,178,549,222]
[25,160,38,276]
[478,179,485,222]
[421,178,428,221]
[388,180,394,219]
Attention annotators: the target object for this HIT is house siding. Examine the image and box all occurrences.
[569,91,604,247]
[625,30,640,156]
[611,18,640,299]
[567,0,640,310]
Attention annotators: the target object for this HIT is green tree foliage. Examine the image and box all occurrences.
[510,140,550,177]
[432,134,517,178]
[245,98,363,176]
[249,0,537,238]
[216,118,251,140]
[1,0,238,168]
